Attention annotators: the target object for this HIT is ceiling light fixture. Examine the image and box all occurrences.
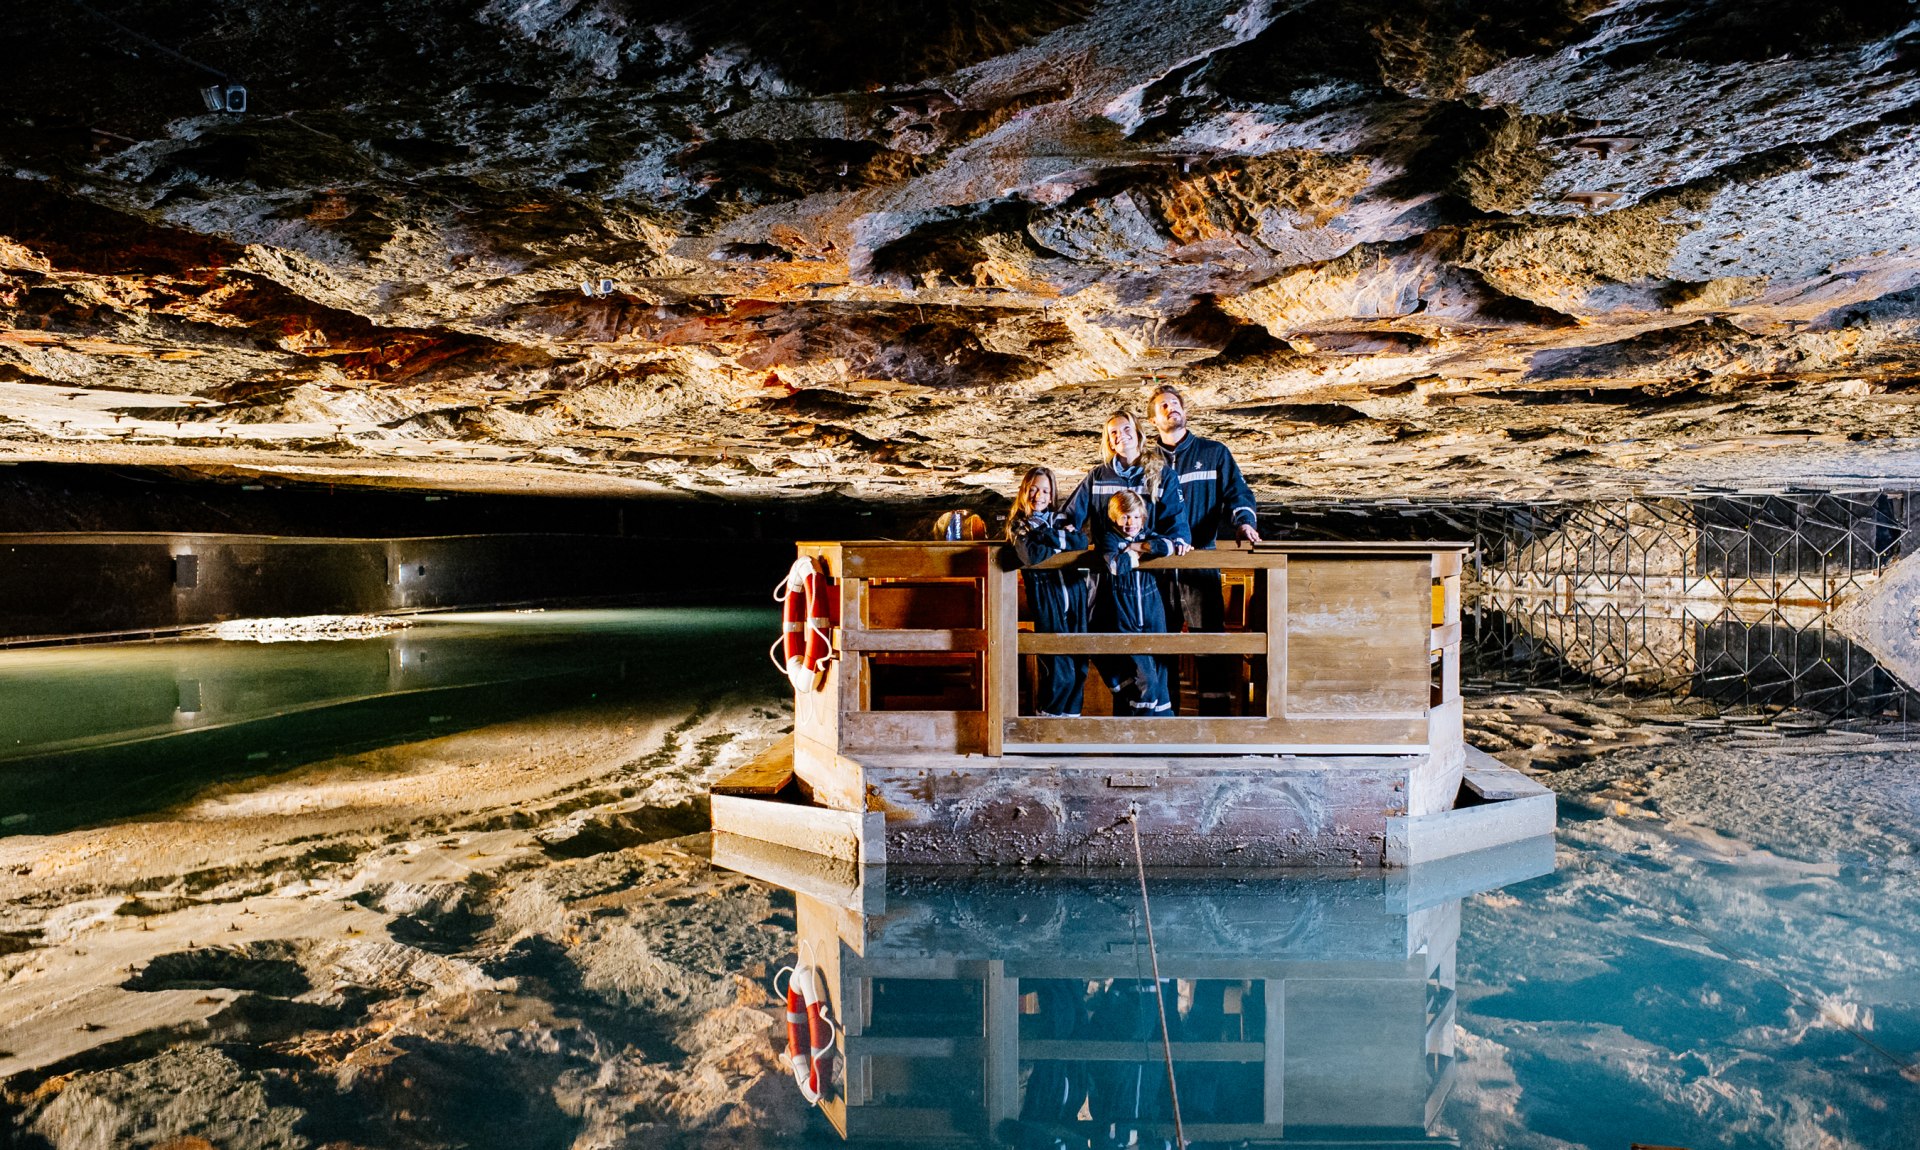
[68,0,246,113]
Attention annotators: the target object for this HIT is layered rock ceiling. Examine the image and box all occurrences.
[3,0,1920,501]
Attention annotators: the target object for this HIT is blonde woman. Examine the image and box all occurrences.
[1061,410,1191,714]
[1060,410,1192,553]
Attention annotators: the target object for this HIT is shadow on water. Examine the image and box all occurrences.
[0,608,777,835]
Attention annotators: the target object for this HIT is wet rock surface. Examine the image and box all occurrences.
[1,0,1918,500]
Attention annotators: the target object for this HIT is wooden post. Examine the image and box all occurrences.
[1264,979,1286,1130]
[1264,557,1288,721]
[840,577,870,715]
[985,557,1017,756]
[983,961,1020,1130]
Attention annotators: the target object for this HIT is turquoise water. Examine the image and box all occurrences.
[740,813,1920,1150]
[0,608,774,834]
[1450,784,1920,1150]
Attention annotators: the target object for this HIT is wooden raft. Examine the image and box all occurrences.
[715,539,1473,867]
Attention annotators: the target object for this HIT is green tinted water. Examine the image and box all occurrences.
[0,608,774,833]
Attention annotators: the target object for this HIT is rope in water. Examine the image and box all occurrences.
[1126,808,1187,1149]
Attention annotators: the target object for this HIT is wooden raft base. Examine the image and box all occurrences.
[710,738,1561,869]
[863,751,1431,867]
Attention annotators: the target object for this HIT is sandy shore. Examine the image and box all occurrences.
[0,689,812,1150]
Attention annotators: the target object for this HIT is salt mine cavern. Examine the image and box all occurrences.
[3,2,1920,1147]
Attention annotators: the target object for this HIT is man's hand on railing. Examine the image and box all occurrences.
[1170,539,1193,556]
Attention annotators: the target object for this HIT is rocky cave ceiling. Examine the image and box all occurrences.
[3,0,1920,503]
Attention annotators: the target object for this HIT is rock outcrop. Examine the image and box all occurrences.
[3,0,1919,499]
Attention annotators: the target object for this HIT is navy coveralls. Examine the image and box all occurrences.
[1062,462,1187,715]
[1159,433,1258,713]
[1010,510,1092,716]
[1060,461,1189,549]
[1067,462,1182,714]
[1096,525,1174,715]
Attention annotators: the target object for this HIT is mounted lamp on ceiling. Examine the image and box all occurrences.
[199,82,247,113]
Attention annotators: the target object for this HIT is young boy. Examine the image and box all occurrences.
[1096,491,1173,715]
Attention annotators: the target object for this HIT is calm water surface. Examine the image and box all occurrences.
[0,608,773,833]
[4,609,1916,1148]
[743,817,1918,1150]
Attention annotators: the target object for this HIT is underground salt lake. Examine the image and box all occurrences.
[1,606,1917,1149]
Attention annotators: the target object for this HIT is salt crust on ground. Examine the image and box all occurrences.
[201,616,414,643]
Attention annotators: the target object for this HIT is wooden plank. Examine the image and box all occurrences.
[1430,621,1461,650]
[1264,979,1286,1127]
[1431,550,1463,578]
[1265,561,1287,721]
[842,709,988,755]
[1461,748,1551,801]
[795,735,866,813]
[841,545,989,579]
[795,892,851,1137]
[840,627,987,652]
[849,1035,981,1058]
[1018,632,1267,655]
[709,832,870,912]
[1021,1040,1265,1063]
[1004,958,1428,980]
[798,542,842,577]
[710,794,866,862]
[1437,643,1459,705]
[710,737,793,796]
[796,665,840,750]
[841,575,869,629]
[1286,557,1431,717]
[839,580,870,717]
[1001,715,1428,751]
[985,564,1017,758]
[1022,541,1468,571]
[983,963,1020,1128]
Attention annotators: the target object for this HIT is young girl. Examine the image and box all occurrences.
[1007,466,1091,716]
[1096,491,1173,715]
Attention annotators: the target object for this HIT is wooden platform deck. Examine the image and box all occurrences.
[713,538,1558,868]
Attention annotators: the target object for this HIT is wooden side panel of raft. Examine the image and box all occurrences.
[866,756,1414,867]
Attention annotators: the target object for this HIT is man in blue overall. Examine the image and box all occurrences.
[1146,384,1261,715]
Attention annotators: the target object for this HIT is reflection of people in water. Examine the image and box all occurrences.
[1010,976,1266,1150]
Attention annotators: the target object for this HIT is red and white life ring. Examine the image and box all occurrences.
[769,556,837,692]
[776,961,837,1105]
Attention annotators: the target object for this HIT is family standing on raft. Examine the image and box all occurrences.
[1006,383,1261,719]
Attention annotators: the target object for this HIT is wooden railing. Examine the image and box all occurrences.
[991,542,1466,755]
[798,540,1465,761]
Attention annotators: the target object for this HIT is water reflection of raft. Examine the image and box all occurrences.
[717,835,1554,1145]
[712,541,1555,868]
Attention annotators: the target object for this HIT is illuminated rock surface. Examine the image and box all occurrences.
[2,0,1919,500]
